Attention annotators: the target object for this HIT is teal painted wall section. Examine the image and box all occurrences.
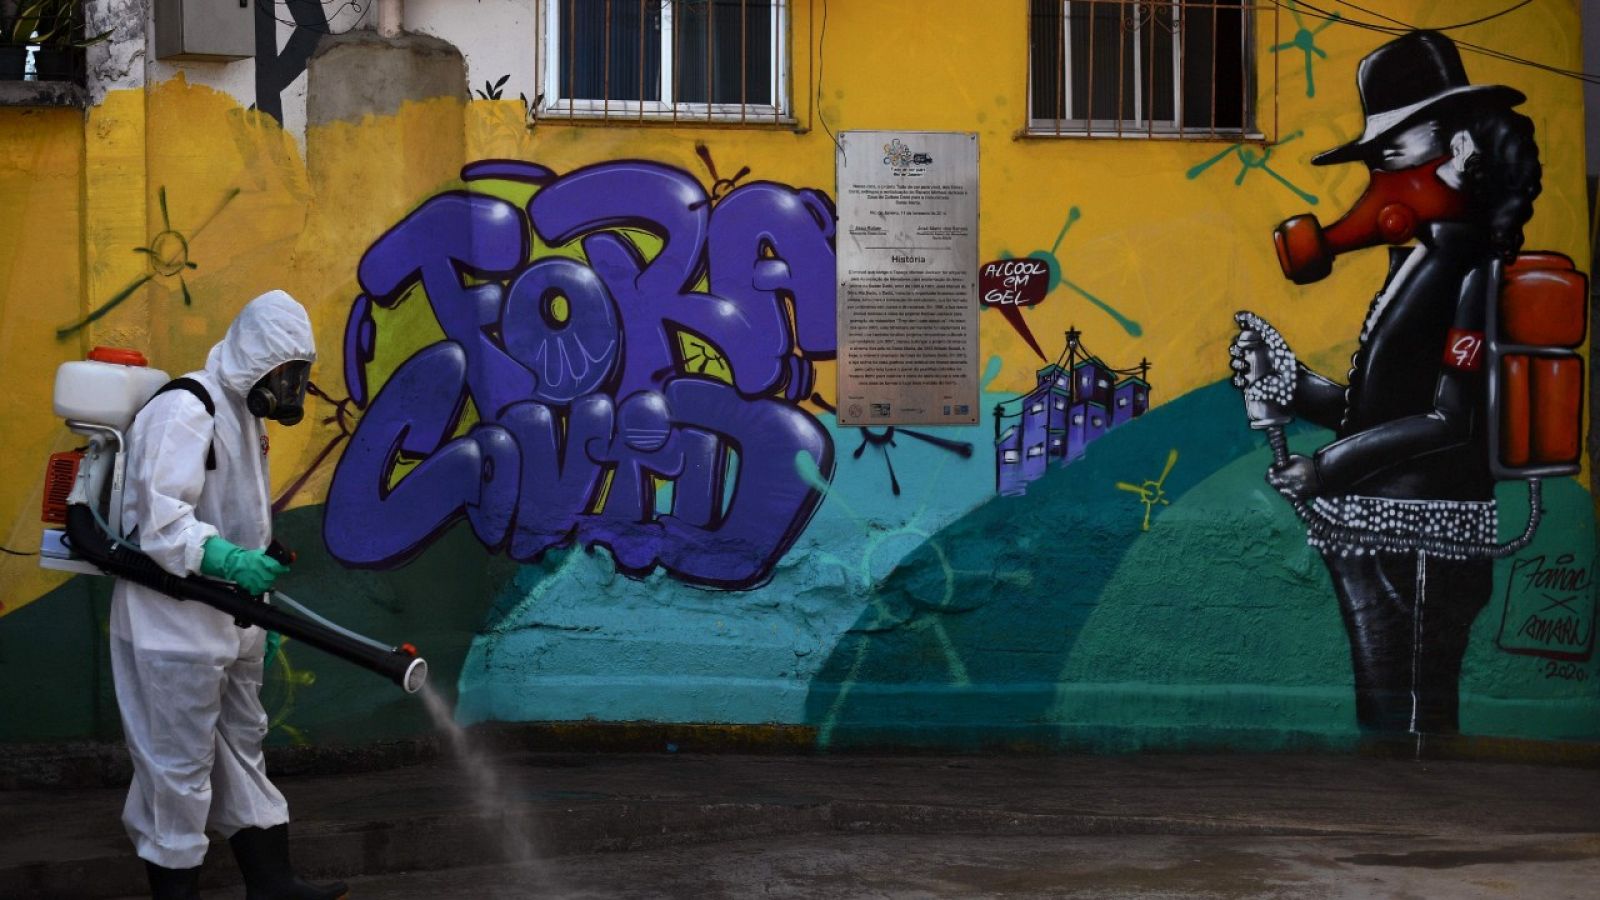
[802,382,1600,751]
[454,370,1009,727]
[3,378,1595,751]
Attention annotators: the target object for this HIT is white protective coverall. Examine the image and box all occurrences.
[111,290,316,869]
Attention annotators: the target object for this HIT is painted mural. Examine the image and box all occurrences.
[1231,30,1590,736]
[326,158,838,589]
[994,328,1152,497]
[0,2,1596,754]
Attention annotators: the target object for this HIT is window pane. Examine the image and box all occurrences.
[1072,1,1135,124]
[1028,0,1063,120]
[1143,4,1175,123]
[675,0,772,105]
[560,0,662,102]
[1181,0,1247,130]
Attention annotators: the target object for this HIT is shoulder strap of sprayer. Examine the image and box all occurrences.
[150,378,217,471]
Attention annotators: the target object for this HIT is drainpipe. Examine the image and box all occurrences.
[377,0,403,37]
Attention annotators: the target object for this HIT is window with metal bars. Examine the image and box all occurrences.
[543,0,790,123]
[1028,0,1258,138]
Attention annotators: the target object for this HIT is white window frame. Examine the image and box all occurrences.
[542,0,791,123]
[1027,0,1261,139]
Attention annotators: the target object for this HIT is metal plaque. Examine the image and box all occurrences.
[836,131,979,426]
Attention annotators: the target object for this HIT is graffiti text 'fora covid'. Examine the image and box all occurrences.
[324,160,840,589]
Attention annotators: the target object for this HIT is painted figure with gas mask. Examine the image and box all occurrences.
[1230,31,1554,737]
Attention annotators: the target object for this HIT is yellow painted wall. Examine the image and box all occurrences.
[0,105,85,614]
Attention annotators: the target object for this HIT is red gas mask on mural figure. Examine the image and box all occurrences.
[1272,156,1470,285]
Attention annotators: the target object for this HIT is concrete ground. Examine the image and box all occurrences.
[2,751,1596,898]
[335,832,1600,899]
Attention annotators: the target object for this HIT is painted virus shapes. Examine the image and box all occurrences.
[1270,1,1339,98]
[1000,206,1144,352]
[692,143,751,208]
[1115,447,1178,532]
[58,186,241,338]
[1186,131,1318,206]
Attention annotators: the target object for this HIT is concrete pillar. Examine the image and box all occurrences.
[304,31,468,244]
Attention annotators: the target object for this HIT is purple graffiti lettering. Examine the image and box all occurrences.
[636,377,833,587]
[500,395,613,560]
[325,158,839,589]
[706,180,839,389]
[324,342,519,567]
[358,192,534,418]
[342,293,376,407]
[502,257,620,404]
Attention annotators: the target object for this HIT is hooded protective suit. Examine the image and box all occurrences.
[111,290,316,870]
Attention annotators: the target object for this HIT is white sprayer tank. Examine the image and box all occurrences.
[54,348,170,431]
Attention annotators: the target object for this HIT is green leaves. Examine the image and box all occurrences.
[6,0,111,49]
[474,73,512,100]
[7,0,46,46]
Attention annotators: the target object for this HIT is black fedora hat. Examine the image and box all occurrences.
[1313,30,1525,166]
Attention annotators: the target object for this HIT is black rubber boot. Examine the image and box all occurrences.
[144,861,202,900]
[228,824,348,900]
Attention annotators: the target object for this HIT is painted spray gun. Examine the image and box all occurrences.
[36,348,429,694]
[1229,312,1541,559]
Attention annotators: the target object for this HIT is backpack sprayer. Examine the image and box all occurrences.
[1234,253,1588,557]
[37,347,428,694]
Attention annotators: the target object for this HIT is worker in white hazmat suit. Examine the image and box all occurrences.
[112,290,348,900]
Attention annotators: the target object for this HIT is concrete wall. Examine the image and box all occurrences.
[1,0,1596,754]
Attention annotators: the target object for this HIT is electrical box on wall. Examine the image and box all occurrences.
[154,0,255,61]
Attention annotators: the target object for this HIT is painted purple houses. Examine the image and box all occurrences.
[995,328,1151,496]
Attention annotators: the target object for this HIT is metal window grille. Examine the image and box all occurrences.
[543,0,790,123]
[1028,0,1264,138]
[5,3,94,84]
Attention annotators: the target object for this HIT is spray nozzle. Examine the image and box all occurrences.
[402,656,429,694]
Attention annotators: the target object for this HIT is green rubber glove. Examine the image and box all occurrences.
[200,536,289,596]
[264,631,283,667]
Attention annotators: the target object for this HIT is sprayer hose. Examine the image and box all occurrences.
[63,504,422,691]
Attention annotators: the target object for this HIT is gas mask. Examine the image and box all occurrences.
[1272,156,1469,285]
[247,360,311,426]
